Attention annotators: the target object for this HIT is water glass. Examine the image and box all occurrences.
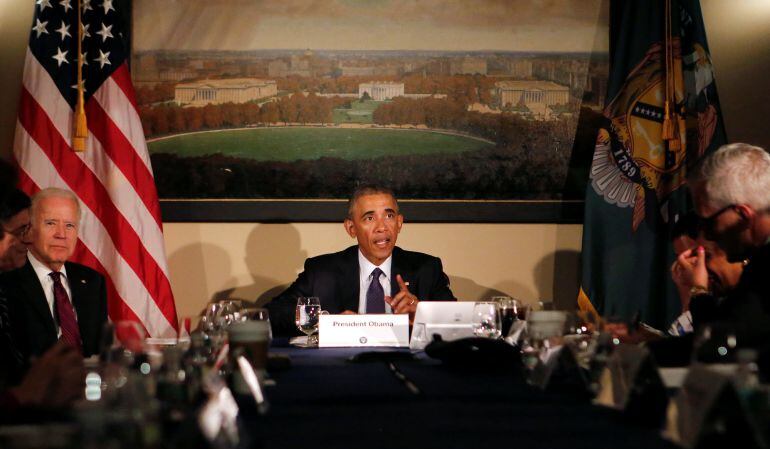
[219,299,246,326]
[692,323,738,364]
[295,297,321,346]
[238,307,273,342]
[472,301,502,339]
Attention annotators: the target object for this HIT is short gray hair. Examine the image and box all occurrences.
[30,188,82,224]
[689,143,770,210]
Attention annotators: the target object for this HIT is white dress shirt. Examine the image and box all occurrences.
[28,251,74,337]
[357,249,393,314]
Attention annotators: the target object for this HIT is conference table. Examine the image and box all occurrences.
[240,341,678,449]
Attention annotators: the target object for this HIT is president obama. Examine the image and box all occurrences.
[267,186,455,336]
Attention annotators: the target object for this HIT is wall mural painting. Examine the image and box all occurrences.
[131,0,609,220]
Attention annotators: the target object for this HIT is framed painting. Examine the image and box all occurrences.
[130,0,609,222]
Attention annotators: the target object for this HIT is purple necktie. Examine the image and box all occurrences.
[49,271,82,354]
[366,268,386,314]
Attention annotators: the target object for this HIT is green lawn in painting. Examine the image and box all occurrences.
[332,99,382,124]
[147,127,494,162]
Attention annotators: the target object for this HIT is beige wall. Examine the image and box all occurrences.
[2,0,769,321]
[164,223,583,320]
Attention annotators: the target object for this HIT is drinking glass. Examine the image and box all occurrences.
[295,297,321,346]
[492,296,521,338]
[238,307,273,342]
[472,301,502,339]
[219,299,246,326]
[203,302,224,331]
[692,323,738,364]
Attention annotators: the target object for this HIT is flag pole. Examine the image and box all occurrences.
[73,0,87,152]
[662,0,682,151]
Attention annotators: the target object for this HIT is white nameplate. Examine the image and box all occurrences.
[318,314,409,347]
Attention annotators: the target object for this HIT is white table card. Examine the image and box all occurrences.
[318,314,409,347]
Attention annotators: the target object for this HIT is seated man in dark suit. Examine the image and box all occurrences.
[267,185,455,336]
[2,188,107,358]
[0,179,84,415]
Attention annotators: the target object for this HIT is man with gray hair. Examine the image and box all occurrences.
[676,143,770,346]
[1,188,107,358]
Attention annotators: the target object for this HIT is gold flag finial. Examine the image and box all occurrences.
[662,0,682,151]
[73,0,87,152]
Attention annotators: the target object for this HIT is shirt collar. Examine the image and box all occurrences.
[358,248,392,280]
[28,251,68,280]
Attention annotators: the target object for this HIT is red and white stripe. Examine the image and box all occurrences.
[14,48,178,338]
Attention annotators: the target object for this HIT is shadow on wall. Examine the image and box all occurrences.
[167,242,236,320]
[213,224,308,307]
[447,276,537,304]
[534,249,581,311]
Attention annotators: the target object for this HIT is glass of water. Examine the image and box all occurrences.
[295,297,321,346]
[472,301,502,339]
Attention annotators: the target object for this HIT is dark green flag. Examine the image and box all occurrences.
[579,0,727,328]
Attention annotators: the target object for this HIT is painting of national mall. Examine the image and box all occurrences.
[132,0,608,200]
[134,50,602,121]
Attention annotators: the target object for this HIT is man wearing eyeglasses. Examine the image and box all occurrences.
[677,143,770,347]
[0,189,31,273]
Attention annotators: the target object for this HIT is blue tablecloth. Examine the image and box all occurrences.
[242,343,677,449]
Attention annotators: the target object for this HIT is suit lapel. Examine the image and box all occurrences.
[66,263,87,324]
[390,247,414,297]
[19,261,56,334]
[338,246,360,312]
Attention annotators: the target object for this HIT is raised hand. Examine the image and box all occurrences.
[385,274,419,314]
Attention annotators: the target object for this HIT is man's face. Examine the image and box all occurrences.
[700,239,743,297]
[28,196,79,271]
[692,184,752,263]
[0,209,30,271]
[344,193,403,266]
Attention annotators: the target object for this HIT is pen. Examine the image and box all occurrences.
[388,362,421,396]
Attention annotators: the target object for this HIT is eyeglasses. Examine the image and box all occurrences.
[0,223,30,239]
[696,204,736,233]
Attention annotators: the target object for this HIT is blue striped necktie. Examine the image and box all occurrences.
[366,268,386,313]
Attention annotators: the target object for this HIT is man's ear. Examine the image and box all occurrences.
[343,218,356,238]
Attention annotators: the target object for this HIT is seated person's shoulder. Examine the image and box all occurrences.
[65,262,105,283]
[303,246,358,273]
[394,247,443,267]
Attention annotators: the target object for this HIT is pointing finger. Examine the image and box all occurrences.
[397,274,410,293]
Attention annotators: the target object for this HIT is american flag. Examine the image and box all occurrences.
[13,0,178,337]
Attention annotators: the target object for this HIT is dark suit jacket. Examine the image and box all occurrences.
[0,285,24,389]
[1,259,108,358]
[267,245,456,336]
[689,242,770,348]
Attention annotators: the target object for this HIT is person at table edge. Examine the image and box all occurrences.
[679,143,770,346]
[1,188,107,358]
[267,185,456,337]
